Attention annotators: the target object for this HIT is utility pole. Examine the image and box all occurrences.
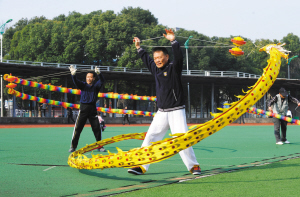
[0,19,13,62]
[184,36,193,118]
[1,75,3,117]
[287,55,298,79]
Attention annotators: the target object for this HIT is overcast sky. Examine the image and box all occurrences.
[0,0,299,41]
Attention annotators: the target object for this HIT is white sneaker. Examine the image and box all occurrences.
[98,147,106,152]
[276,141,283,145]
[284,140,290,144]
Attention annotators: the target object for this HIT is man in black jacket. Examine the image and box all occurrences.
[68,65,106,153]
[128,29,200,175]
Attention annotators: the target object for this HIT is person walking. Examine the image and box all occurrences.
[67,107,75,124]
[40,103,47,117]
[268,87,300,145]
[123,106,130,125]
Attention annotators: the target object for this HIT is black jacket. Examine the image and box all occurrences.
[138,40,185,109]
[71,73,105,105]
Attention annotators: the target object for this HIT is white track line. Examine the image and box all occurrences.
[43,166,56,171]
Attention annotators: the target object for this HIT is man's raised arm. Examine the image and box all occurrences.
[164,29,183,73]
[95,66,105,88]
[133,37,156,74]
[69,65,85,90]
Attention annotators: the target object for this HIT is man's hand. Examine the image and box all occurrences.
[268,107,273,112]
[95,66,100,74]
[298,103,300,107]
[69,65,77,75]
[133,37,141,49]
[163,29,175,42]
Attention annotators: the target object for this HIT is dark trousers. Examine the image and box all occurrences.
[70,103,102,149]
[273,118,287,142]
[123,114,130,125]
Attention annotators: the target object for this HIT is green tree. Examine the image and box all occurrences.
[82,10,117,65]
[4,7,297,78]
[120,7,158,25]
[61,11,91,64]
[3,18,27,58]
[281,33,300,79]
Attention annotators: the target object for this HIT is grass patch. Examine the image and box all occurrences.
[115,158,300,197]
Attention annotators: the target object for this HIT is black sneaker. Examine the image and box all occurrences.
[191,165,201,175]
[97,147,106,152]
[128,167,144,175]
[69,148,75,152]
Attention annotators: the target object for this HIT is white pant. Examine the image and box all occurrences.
[141,109,199,171]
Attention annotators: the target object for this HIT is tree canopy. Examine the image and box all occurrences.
[3,7,300,114]
[3,7,300,78]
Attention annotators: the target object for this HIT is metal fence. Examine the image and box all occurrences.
[3,59,260,78]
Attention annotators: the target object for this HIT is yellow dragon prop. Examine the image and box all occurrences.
[68,44,289,170]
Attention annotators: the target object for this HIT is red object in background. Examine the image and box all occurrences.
[6,83,17,88]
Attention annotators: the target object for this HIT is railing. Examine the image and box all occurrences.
[2,59,260,78]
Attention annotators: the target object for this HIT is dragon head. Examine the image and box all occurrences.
[259,43,290,60]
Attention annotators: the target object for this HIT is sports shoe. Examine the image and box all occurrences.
[190,165,201,175]
[276,141,283,145]
[128,166,145,175]
[69,148,75,152]
[284,140,290,144]
[98,147,106,152]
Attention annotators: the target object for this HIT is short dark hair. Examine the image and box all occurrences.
[86,72,96,78]
[152,47,169,55]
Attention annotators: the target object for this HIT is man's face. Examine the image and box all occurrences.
[86,73,95,85]
[153,51,169,68]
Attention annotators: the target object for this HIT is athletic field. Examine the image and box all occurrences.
[1,124,300,196]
